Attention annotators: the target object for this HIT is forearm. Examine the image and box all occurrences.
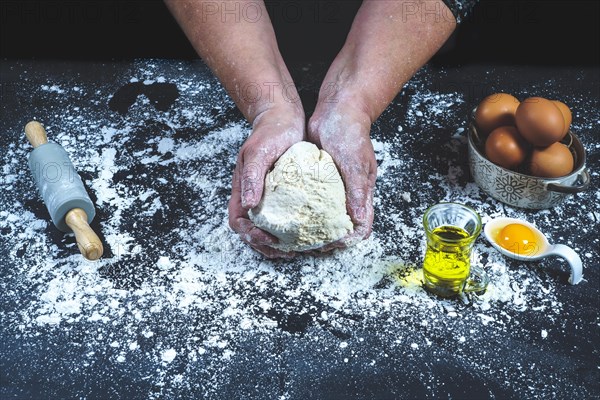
[164,0,302,123]
[319,0,456,122]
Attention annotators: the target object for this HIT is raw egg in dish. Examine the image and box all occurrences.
[483,217,583,285]
[475,93,520,135]
[497,223,540,257]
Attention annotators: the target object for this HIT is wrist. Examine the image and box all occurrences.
[316,74,380,126]
[252,99,304,129]
[308,96,372,145]
[249,102,306,146]
[228,57,304,126]
[243,80,303,124]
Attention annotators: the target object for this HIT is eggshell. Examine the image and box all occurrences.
[475,93,520,136]
[485,126,529,170]
[552,100,572,138]
[515,97,565,146]
[529,142,574,178]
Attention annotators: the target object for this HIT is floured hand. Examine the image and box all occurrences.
[308,100,377,250]
[228,106,305,259]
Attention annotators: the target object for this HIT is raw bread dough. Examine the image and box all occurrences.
[249,141,353,252]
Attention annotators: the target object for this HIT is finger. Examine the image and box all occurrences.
[318,220,373,251]
[344,222,373,245]
[244,241,297,259]
[240,160,263,209]
[307,118,322,147]
[344,185,374,242]
[315,150,376,245]
[338,153,376,230]
[229,195,294,257]
[315,239,347,253]
[228,171,248,226]
[228,188,278,246]
[303,249,331,257]
[240,145,282,209]
[236,218,279,246]
[241,136,303,209]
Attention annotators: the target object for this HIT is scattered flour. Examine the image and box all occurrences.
[0,60,598,399]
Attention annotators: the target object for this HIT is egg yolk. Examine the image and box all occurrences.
[497,223,539,256]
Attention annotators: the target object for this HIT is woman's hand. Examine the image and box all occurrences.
[308,99,377,250]
[228,106,305,258]
[304,0,456,252]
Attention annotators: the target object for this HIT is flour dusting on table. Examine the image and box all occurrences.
[1,60,598,399]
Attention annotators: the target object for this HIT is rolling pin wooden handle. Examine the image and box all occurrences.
[25,121,49,148]
[65,208,104,261]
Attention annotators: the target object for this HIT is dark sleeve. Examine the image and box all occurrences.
[441,0,479,23]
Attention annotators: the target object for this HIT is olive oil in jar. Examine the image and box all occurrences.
[422,225,472,296]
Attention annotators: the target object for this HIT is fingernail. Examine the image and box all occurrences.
[242,189,255,208]
[355,206,366,222]
[257,235,277,246]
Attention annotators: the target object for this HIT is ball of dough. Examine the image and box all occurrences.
[249,141,353,252]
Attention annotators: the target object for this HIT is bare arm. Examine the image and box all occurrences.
[164,0,302,122]
[316,0,456,123]
[165,0,304,258]
[310,0,456,245]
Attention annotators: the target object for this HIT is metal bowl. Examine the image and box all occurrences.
[467,108,590,209]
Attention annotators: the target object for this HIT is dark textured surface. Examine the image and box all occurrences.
[0,59,599,399]
[1,1,599,66]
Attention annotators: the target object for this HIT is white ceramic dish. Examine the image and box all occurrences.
[484,217,583,285]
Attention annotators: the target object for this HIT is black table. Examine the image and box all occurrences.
[1,59,598,399]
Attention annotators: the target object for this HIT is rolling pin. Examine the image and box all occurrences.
[25,121,104,260]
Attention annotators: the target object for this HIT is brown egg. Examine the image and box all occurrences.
[485,126,529,170]
[529,142,574,178]
[475,93,520,135]
[552,100,572,138]
[515,97,565,146]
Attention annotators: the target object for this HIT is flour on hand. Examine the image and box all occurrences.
[249,141,353,251]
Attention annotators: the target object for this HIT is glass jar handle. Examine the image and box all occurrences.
[463,265,489,294]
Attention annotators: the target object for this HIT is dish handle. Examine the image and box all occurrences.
[546,168,591,194]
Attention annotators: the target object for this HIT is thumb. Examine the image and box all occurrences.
[340,159,376,239]
[345,186,374,242]
[346,186,370,225]
[241,148,283,209]
[240,159,264,209]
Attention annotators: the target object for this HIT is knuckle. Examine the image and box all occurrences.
[227,213,239,232]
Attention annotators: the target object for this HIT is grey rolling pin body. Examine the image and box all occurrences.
[28,142,95,233]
